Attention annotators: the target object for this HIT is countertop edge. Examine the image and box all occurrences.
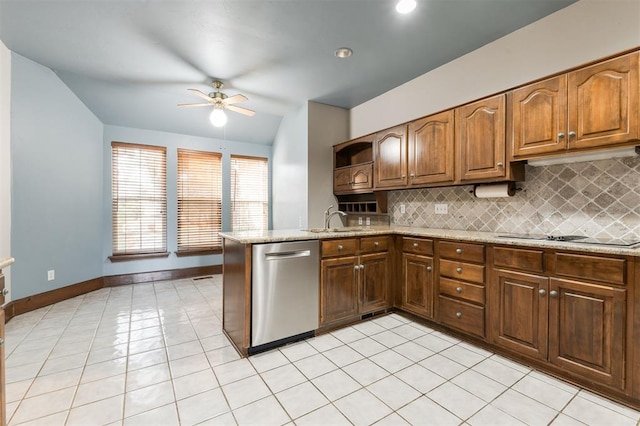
[0,257,15,270]
[219,227,640,257]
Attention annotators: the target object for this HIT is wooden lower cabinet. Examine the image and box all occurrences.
[320,256,359,325]
[320,237,391,328]
[549,278,626,390]
[490,249,627,392]
[401,252,434,319]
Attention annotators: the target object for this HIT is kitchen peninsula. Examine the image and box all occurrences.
[221,226,640,410]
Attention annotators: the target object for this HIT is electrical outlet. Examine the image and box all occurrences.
[365,217,371,226]
[400,204,406,214]
[358,217,363,225]
[435,203,448,215]
[47,270,55,281]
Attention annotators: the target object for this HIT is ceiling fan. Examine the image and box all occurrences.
[178,80,255,127]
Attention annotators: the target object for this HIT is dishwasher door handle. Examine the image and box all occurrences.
[265,250,312,260]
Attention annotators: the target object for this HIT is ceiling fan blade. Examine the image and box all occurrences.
[223,94,248,105]
[178,102,212,108]
[227,104,256,117]
[187,88,213,101]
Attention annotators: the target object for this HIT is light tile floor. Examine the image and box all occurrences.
[4,275,640,426]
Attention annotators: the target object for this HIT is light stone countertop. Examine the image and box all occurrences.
[220,226,640,257]
[0,257,15,270]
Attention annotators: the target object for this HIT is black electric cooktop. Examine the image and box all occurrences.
[496,234,640,248]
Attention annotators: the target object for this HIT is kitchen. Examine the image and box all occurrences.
[2,0,640,424]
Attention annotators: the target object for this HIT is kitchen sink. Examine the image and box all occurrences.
[303,227,365,233]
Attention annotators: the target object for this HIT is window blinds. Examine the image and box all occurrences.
[230,155,268,232]
[177,149,223,252]
[111,142,167,256]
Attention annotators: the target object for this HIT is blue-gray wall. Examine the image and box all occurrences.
[102,125,272,277]
[11,53,104,299]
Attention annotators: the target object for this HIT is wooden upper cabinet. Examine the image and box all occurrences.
[457,94,507,182]
[408,110,455,186]
[374,125,407,189]
[511,75,568,159]
[333,134,374,194]
[511,51,640,160]
[568,52,639,150]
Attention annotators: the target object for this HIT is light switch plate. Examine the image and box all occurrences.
[435,204,448,215]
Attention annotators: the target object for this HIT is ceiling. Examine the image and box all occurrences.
[0,0,576,145]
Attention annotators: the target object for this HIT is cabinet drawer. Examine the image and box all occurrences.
[439,277,484,305]
[439,296,485,338]
[402,237,433,255]
[552,253,626,285]
[493,246,544,273]
[439,241,485,263]
[439,259,485,284]
[322,239,358,257]
[361,236,390,253]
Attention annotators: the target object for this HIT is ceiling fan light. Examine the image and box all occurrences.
[396,0,416,14]
[210,108,227,127]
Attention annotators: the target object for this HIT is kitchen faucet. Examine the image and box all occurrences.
[324,205,347,230]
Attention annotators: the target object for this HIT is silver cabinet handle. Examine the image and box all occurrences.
[455,312,462,319]
[409,173,415,178]
[539,289,547,297]
[426,266,432,272]
[550,290,559,298]
[456,267,463,273]
[455,248,463,254]
[558,132,565,139]
[402,175,406,179]
[374,241,379,247]
[2,288,7,296]
[354,265,359,271]
[497,162,504,168]
[413,243,419,248]
[360,265,365,270]
[0,338,4,345]
[568,131,576,137]
[456,287,463,293]
[337,245,343,251]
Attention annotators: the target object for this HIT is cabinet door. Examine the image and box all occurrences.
[568,52,639,150]
[401,253,434,319]
[333,168,352,193]
[350,163,374,192]
[374,125,407,189]
[457,94,507,181]
[408,110,455,185]
[320,256,359,326]
[490,269,548,360]
[360,252,390,314]
[549,278,626,390]
[511,75,568,159]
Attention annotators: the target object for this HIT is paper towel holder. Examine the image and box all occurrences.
[471,182,522,197]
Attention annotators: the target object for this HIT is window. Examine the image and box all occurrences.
[177,149,222,254]
[231,155,268,232]
[111,142,167,258]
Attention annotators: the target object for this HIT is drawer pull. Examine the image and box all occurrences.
[456,267,463,274]
[539,289,546,297]
[426,266,432,272]
[550,290,558,298]
[455,248,463,254]
[337,245,343,251]
[497,162,504,168]
[374,241,379,247]
[0,338,4,345]
[455,312,462,319]
[413,243,419,248]
[456,287,462,293]
[1,288,7,296]
[568,131,576,138]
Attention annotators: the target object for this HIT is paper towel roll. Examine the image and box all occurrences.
[474,183,516,198]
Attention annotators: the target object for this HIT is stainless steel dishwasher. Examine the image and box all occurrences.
[251,240,319,350]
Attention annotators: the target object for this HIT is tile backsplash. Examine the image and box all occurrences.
[389,155,640,240]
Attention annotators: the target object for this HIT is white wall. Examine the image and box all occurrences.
[11,53,104,300]
[351,0,640,138]
[272,104,309,229]
[307,102,349,228]
[0,41,12,300]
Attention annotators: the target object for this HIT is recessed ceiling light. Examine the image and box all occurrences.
[396,0,416,14]
[334,47,353,59]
